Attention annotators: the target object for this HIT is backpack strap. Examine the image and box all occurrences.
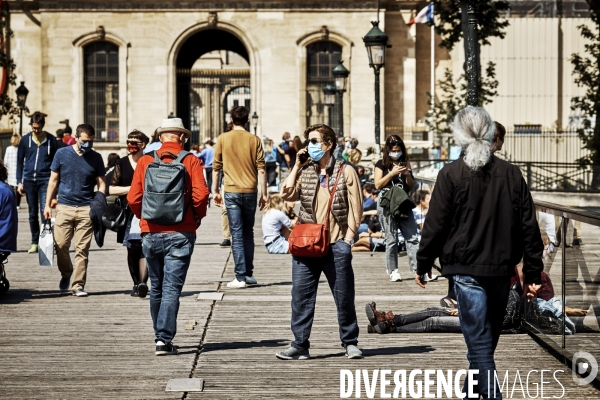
[174,150,191,164]
[152,150,191,163]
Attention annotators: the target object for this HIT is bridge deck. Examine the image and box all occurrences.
[1,206,598,399]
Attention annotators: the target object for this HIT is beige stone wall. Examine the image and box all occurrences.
[12,6,588,162]
[12,8,417,154]
[10,12,43,129]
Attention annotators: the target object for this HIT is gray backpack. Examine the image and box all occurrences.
[142,150,191,225]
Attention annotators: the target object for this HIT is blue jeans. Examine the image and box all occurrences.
[454,274,511,400]
[142,232,195,344]
[23,179,48,244]
[266,236,289,254]
[377,195,419,273]
[291,240,359,349]
[224,192,257,281]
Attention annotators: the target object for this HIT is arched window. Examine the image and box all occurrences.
[306,41,342,132]
[84,42,119,142]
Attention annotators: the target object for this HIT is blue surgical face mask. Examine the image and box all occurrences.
[389,151,402,160]
[307,142,325,162]
[78,140,93,154]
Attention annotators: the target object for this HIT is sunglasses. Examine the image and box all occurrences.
[308,138,324,145]
[127,140,142,145]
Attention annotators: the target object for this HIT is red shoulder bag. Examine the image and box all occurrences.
[288,165,344,258]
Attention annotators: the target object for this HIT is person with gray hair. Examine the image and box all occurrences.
[415,106,544,399]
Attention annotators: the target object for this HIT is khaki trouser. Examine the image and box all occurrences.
[221,205,230,239]
[54,204,94,291]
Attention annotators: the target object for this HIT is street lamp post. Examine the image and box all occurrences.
[462,1,480,107]
[322,83,336,127]
[251,111,259,135]
[332,61,349,138]
[15,81,29,137]
[363,21,388,148]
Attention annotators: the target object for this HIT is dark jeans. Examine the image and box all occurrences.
[454,274,511,400]
[394,307,462,333]
[205,167,213,194]
[224,192,257,281]
[10,186,21,207]
[291,240,359,349]
[142,232,195,344]
[23,179,48,244]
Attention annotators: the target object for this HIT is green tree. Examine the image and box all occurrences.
[571,2,600,189]
[432,0,510,52]
[427,62,499,135]
[425,1,509,135]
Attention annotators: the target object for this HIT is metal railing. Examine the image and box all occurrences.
[408,159,598,193]
[385,128,590,165]
[413,174,600,385]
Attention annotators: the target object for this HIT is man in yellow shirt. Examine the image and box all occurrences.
[212,106,268,288]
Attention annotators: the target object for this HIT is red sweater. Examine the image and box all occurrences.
[127,142,209,234]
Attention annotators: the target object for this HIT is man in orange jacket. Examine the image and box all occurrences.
[127,118,209,356]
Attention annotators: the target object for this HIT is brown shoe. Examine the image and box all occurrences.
[365,302,395,326]
[374,320,394,334]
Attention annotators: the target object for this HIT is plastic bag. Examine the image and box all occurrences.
[38,222,54,267]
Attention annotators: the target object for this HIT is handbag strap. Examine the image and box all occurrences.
[324,162,345,231]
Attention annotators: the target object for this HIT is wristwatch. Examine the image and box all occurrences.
[342,238,355,246]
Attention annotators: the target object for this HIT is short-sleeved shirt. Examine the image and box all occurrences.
[199,147,214,168]
[51,146,105,206]
[277,141,290,168]
[374,159,413,193]
[262,209,292,244]
[363,196,377,212]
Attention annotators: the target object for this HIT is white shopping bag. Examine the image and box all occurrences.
[129,215,141,235]
[38,222,54,267]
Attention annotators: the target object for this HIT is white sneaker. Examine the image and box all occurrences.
[423,273,438,282]
[226,279,247,288]
[389,269,402,282]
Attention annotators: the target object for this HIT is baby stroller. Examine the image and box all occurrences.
[0,252,9,294]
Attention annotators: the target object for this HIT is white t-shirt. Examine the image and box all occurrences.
[262,209,292,244]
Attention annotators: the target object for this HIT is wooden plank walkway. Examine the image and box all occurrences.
[1,205,599,399]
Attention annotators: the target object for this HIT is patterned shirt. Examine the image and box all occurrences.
[4,145,18,186]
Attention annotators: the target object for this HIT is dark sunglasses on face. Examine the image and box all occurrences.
[308,138,323,145]
[127,140,141,145]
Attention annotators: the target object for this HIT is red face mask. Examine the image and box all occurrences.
[127,144,141,154]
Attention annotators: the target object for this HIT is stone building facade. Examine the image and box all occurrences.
[6,0,593,160]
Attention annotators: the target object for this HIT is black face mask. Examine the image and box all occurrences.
[78,140,93,153]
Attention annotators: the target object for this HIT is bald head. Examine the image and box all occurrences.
[160,132,185,145]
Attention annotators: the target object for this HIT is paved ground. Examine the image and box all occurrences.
[1,205,599,399]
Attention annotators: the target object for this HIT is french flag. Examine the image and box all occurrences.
[407,3,434,25]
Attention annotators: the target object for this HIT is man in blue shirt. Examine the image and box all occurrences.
[198,139,214,194]
[44,124,106,297]
[16,112,58,254]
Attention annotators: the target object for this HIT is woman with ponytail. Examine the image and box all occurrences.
[415,106,544,399]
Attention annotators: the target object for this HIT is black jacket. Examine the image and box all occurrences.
[416,156,543,284]
[89,191,108,248]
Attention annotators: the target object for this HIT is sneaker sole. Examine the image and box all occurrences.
[389,276,402,282]
[275,352,310,360]
[137,284,148,298]
[73,293,88,297]
[365,304,378,326]
[155,351,179,356]
[346,353,364,359]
